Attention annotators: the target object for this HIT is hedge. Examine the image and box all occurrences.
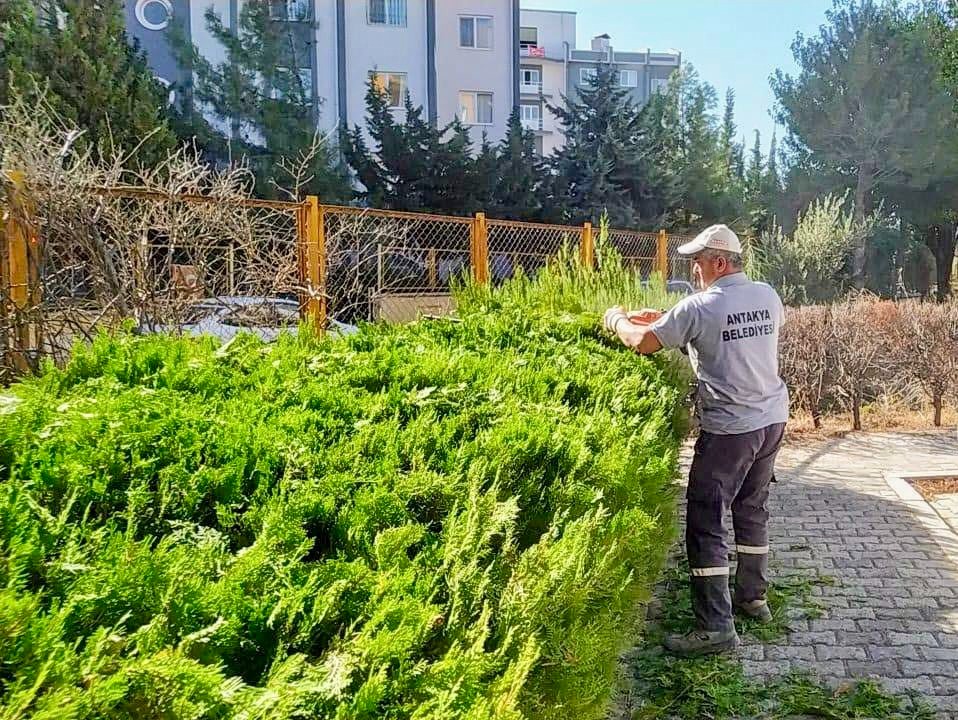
[0,251,688,719]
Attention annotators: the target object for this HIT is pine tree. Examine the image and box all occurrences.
[720,88,741,178]
[492,109,542,220]
[745,130,764,197]
[544,65,643,226]
[3,0,177,166]
[633,86,684,226]
[765,132,781,199]
[674,66,726,226]
[179,0,348,200]
[472,134,499,213]
[342,78,479,214]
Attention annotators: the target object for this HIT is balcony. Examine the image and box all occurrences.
[521,116,544,132]
[519,81,543,95]
[520,45,547,58]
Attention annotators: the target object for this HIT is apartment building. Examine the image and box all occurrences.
[518,8,681,156]
[125,2,679,156]
[125,0,520,144]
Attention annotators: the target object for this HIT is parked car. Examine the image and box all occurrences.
[140,296,358,342]
[639,279,695,297]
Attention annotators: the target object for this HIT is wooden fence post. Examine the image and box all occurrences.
[656,228,669,282]
[580,222,594,268]
[300,195,327,334]
[2,176,38,373]
[471,212,490,284]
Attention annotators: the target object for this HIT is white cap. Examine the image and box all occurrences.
[676,224,743,256]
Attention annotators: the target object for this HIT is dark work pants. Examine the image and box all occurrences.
[686,423,785,632]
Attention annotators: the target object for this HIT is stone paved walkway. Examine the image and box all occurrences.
[711,431,958,717]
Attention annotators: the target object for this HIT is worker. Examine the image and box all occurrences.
[602,224,789,657]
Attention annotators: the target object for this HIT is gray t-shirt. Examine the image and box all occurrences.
[649,272,789,435]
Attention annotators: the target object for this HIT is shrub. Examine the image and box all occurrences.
[0,251,688,718]
[894,300,958,426]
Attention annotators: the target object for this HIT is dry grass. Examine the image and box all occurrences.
[912,477,958,501]
[787,399,958,442]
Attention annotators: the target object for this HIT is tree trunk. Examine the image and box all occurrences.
[852,388,862,432]
[811,405,822,429]
[934,395,943,428]
[929,222,957,301]
[852,163,872,289]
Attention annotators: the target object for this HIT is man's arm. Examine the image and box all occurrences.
[603,308,664,355]
[615,319,664,355]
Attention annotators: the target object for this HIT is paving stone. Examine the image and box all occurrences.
[789,631,837,646]
[765,644,815,662]
[669,432,958,705]
[815,645,866,661]
[867,644,912,661]
[922,647,958,661]
[888,631,939,646]
[902,660,958,678]
[846,659,900,677]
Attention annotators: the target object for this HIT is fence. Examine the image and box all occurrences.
[1,184,692,378]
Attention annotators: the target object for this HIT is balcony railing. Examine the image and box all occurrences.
[519,81,543,95]
[520,45,547,58]
[521,116,544,132]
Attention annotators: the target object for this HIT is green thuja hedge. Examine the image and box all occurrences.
[0,248,688,719]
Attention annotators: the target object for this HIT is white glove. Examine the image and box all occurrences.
[602,306,627,334]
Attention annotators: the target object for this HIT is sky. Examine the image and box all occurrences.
[520,0,836,154]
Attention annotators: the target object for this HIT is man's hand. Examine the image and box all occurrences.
[627,308,664,326]
[602,306,628,334]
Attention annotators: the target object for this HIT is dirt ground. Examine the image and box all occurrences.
[786,400,958,443]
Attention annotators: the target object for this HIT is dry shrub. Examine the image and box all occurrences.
[895,299,958,426]
[1,93,307,375]
[780,304,832,428]
[781,295,958,431]
[823,296,897,431]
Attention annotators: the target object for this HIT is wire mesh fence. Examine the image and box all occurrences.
[2,184,694,379]
[322,205,473,324]
[606,229,661,279]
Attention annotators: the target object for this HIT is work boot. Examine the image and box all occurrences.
[663,628,740,657]
[734,598,773,624]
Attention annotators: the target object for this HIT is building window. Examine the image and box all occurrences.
[619,69,638,87]
[271,67,312,100]
[519,26,538,48]
[369,71,407,108]
[651,77,670,94]
[269,0,309,21]
[520,103,541,130]
[459,91,494,125]
[368,0,406,26]
[580,67,598,85]
[460,16,493,49]
[520,67,541,92]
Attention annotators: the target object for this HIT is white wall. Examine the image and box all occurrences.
[343,0,429,135]
[191,0,232,136]
[540,59,565,155]
[435,0,514,144]
[519,8,574,59]
[315,0,340,132]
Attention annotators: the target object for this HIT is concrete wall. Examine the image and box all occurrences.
[435,0,515,144]
[314,1,340,131]
[568,50,680,108]
[518,8,574,60]
[342,0,429,135]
